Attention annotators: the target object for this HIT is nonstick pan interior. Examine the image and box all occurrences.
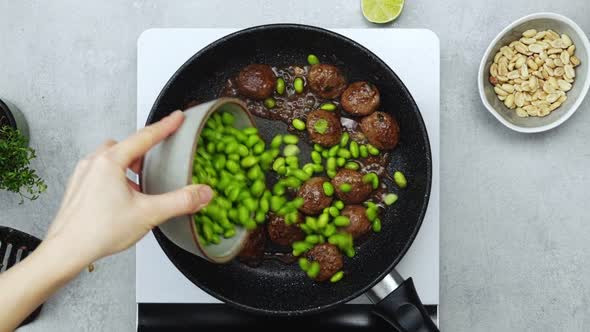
[146,24,432,315]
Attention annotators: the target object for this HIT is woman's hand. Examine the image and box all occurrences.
[46,110,213,266]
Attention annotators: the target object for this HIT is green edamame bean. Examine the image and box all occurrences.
[366,207,378,221]
[321,150,329,158]
[349,141,359,158]
[270,196,286,212]
[238,205,250,225]
[293,169,311,181]
[337,149,351,159]
[298,257,310,271]
[221,112,235,125]
[292,241,312,256]
[264,97,277,109]
[251,180,265,197]
[336,157,346,167]
[333,216,350,227]
[340,183,352,193]
[283,144,300,157]
[283,134,299,145]
[212,223,224,235]
[323,182,334,196]
[323,224,336,237]
[300,224,312,234]
[244,219,257,230]
[329,206,340,217]
[344,161,359,170]
[359,145,368,158]
[345,247,355,258]
[307,54,320,65]
[243,198,259,213]
[292,118,306,131]
[253,141,265,155]
[260,196,270,214]
[307,261,320,279]
[247,165,263,181]
[327,169,336,178]
[367,144,380,156]
[328,145,340,157]
[225,160,240,173]
[384,193,398,205]
[305,216,318,231]
[272,157,285,172]
[223,228,236,239]
[276,165,287,176]
[305,235,320,244]
[276,77,286,95]
[330,271,344,283]
[273,183,286,196]
[340,132,350,147]
[394,171,408,188]
[311,151,322,164]
[206,142,216,153]
[312,164,324,173]
[313,144,324,152]
[240,156,258,168]
[372,218,382,232]
[282,177,302,189]
[319,103,337,111]
[271,135,283,149]
[285,211,299,225]
[224,141,238,154]
[326,157,336,171]
[255,210,266,224]
[302,163,314,176]
[234,144,247,157]
[213,154,226,170]
[294,77,304,94]
[243,127,258,136]
[228,208,238,222]
[245,135,259,148]
[285,155,299,167]
[317,213,330,228]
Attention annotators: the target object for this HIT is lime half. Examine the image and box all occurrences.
[361,0,404,24]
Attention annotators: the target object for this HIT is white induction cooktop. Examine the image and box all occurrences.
[136,28,440,306]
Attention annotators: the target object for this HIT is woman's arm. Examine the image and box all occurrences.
[0,111,213,331]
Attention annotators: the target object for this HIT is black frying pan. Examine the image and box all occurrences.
[144,24,437,331]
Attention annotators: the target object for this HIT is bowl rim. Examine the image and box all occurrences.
[478,12,590,133]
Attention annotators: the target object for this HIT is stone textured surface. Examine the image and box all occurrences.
[1,1,589,331]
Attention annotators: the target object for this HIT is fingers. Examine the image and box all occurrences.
[129,158,143,174]
[88,139,117,159]
[108,111,184,168]
[141,184,214,225]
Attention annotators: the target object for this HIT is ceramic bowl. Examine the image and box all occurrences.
[142,98,252,263]
[478,12,590,133]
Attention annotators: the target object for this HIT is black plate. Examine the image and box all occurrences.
[144,24,432,316]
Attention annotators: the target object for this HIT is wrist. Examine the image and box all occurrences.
[31,237,90,283]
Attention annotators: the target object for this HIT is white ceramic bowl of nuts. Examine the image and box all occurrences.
[479,12,590,133]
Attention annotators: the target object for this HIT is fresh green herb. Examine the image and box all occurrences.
[0,126,46,203]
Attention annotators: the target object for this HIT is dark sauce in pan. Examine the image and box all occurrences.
[223,64,394,266]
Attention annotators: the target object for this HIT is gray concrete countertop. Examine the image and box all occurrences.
[1,1,589,331]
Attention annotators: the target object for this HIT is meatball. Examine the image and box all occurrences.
[238,226,265,265]
[339,205,372,239]
[307,64,347,99]
[331,169,373,204]
[306,243,343,282]
[267,213,305,246]
[236,64,276,100]
[340,81,380,116]
[306,110,342,147]
[359,111,400,150]
[297,177,333,215]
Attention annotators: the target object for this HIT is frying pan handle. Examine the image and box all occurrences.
[367,271,439,332]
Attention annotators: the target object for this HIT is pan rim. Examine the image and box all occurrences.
[144,23,433,316]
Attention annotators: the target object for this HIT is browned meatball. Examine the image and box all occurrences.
[238,227,265,266]
[236,64,276,100]
[340,81,380,116]
[306,243,343,282]
[331,169,373,204]
[307,64,347,99]
[339,205,372,239]
[359,111,400,150]
[267,213,305,246]
[297,177,333,215]
[306,110,342,147]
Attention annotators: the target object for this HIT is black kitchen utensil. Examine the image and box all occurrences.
[142,24,437,331]
[0,226,43,326]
